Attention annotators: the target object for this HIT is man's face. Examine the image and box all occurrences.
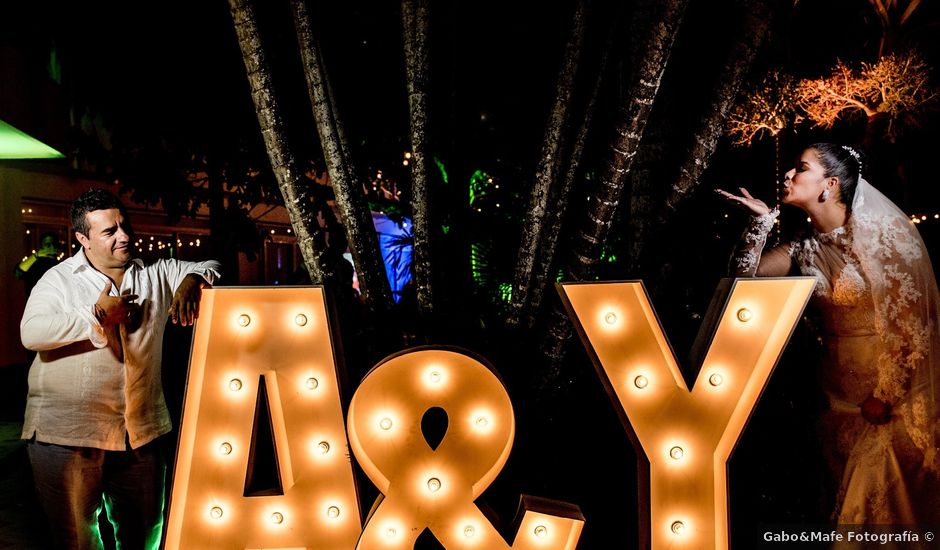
[75,208,132,270]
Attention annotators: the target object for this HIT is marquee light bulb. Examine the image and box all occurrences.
[709,373,724,386]
[385,528,397,539]
[428,370,442,383]
[634,375,649,389]
[229,378,242,392]
[475,416,489,428]
[305,377,319,390]
[318,441,330,454]
[534,524,548,538]
[237,314,250,327]
[736,307,753,322]
[464,525,475,538]
[427,477,442,492]
[605,312,618,325]
[326,506,340,519]
[671,521,685,535]
[210,506,223,520]
[669,446,684,460]
[379,417,393,431]
[294,314,308,326]
[270,512,283,524]
[218,442,233,455]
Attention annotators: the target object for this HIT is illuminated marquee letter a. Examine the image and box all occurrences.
[165,287,361,549]
[559,278,814,550]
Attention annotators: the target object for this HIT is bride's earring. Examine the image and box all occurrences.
[821,189,830,202]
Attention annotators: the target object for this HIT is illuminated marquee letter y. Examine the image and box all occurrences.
[559,278,814,550]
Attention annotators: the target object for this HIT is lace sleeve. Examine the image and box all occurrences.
[731,209,791,276]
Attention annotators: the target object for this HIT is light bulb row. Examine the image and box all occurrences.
[632,372,724,389]
[228,376,320,392]
[235,313,309,328]
[376,414,490,432]
[209,505,343,522]
[215,438,331,457]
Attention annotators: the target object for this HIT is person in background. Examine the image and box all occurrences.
[718,143,940,526]
[15,231,63,297]
[20,189,221,549]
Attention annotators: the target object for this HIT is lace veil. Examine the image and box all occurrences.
[850,177,940,470]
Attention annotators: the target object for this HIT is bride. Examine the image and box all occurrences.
[717,143,940,525]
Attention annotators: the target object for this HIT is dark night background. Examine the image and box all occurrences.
[3,0,940,548]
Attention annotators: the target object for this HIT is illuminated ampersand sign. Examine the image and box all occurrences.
[347,347,584,549]
[559,278,814,550]
[165,287,361,550]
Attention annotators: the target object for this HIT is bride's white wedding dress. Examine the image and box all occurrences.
[733,179,940,525]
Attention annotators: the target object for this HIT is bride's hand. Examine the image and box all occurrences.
[715,187,772,217]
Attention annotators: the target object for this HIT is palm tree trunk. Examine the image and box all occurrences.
[541,0,689,367]
[637,0,772,275]
[525,18,616,327]
[227,0,333,286]
[290,0,393,311]
[506,0,588,329]
[402,0,435,317]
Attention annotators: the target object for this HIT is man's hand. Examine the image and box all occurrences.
[94,281,140,326]
[169,274,208,326]
[860,395,892,425]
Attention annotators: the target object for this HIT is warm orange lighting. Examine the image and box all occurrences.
[559,278,814,550]
[347,348,584,549]
[165,287,361,550]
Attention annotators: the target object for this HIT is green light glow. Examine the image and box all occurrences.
[0,119,64,159]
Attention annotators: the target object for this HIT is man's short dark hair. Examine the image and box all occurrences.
[70,189,127,236]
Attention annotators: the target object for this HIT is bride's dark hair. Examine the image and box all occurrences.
[808,142,865,208]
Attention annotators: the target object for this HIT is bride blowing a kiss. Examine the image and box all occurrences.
[717,143,940,525]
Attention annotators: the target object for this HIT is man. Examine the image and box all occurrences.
[20,189,221,550]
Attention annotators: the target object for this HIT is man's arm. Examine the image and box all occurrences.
[21,276,109,351]
[164,259,222,327]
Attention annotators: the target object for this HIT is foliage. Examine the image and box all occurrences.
[726,71,802,145]
[796,51,938,138]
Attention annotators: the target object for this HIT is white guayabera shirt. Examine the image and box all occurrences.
[20,249,221,451]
